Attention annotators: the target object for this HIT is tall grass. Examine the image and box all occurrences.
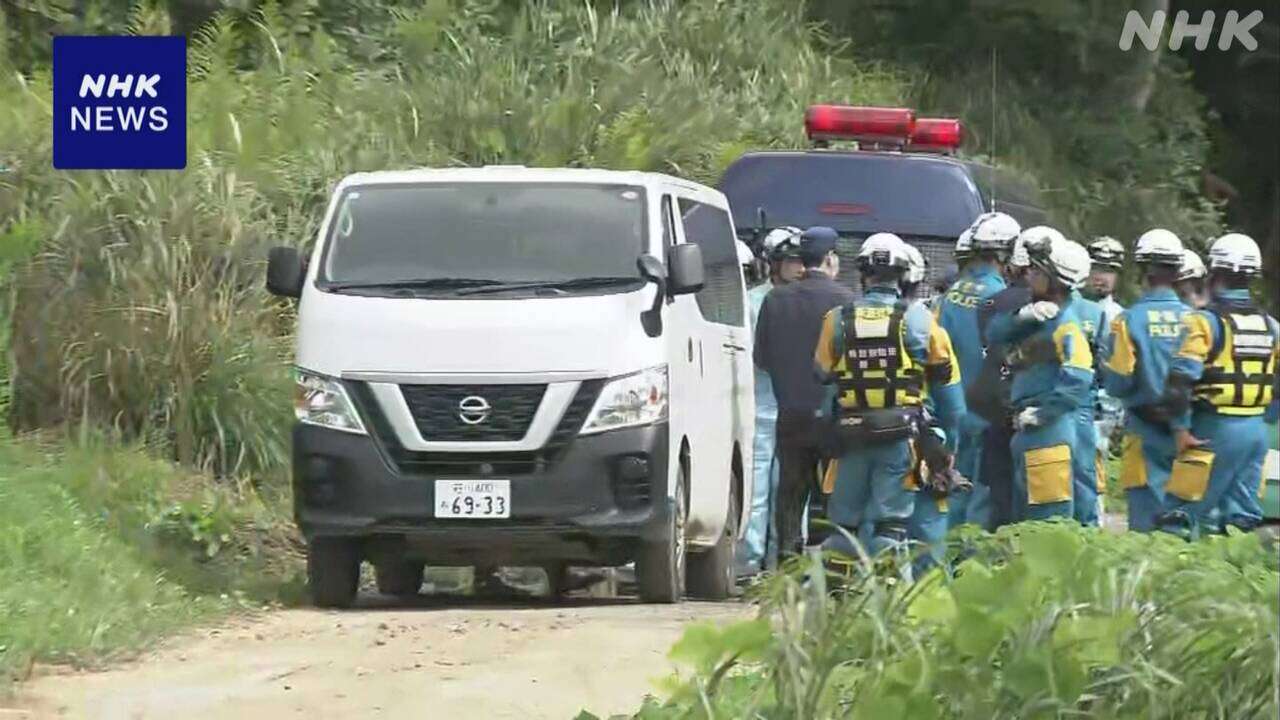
[612,522,1280,719]
[0,0,906,475]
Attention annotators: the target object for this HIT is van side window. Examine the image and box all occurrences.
[677,198,744,327]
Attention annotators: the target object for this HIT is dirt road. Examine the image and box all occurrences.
[11,594,746,720]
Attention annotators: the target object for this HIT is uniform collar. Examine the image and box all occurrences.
[1213,288,1252,302]
[1140,287,1179,302]
[865,285,902,299]
[966,264,1001,280]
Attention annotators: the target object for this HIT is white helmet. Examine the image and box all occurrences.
[1009,236,1030,268]
[1133,228,1184,267]
[902,243,927,285]
[857,232,911,273]
[762,226,803,260]
[1207,232,1262,276]
[968,211,1021,253]
[954,227,973,263]
[736,240,755,267]
[1030,237,1091,289]
[1177,249,1207,282]
[1018,225,1067,263]
[1087,236,1125,269]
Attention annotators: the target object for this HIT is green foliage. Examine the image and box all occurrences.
[0,436,302,688]
[0,0,907,472]
[610,523,1280,719]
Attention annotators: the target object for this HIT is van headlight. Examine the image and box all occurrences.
[294,369,366,434]
[580,365,669,435]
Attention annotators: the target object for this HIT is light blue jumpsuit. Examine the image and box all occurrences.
[987,296,1096,520]
[1165,289,1279,534]
[1099,287,1189,531]
[738,280,780,571]
[935,264,1006,529]
[1071,291,1110,527]
[816,286,966,557]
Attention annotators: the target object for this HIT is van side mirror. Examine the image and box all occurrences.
[266,246,305,298]
[666,244,705,296]
[637,254,667,338]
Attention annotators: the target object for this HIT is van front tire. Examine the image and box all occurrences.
[308,537,360,609]
[687,483,738,600]
[636,470,687,603]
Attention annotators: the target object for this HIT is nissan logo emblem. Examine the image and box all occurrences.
[457,395,491,425]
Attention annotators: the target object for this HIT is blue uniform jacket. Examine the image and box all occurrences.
[937,265,1007,393]
[1100,287,1189,410]
[1072,290,1110,407]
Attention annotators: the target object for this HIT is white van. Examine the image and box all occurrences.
[266,167,753,607]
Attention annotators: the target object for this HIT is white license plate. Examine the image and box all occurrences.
[434,480,511,519]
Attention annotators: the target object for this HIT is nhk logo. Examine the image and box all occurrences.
[53,36,186,169]
[73,73,169,132]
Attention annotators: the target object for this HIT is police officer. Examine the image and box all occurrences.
[1163,233,1278,536]
[814,233,965,563]
[937,212,1020,530]
[1085,237,1127,326]
[754,227,855,560]
[1099,228,1188,531]
[737,227,803,576]
[1086,236,1128,503]
[987,234,1096,521]
[1175,248,1208,309]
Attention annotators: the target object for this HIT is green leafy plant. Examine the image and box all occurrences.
[602,522,1280,719]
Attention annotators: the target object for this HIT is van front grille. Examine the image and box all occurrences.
[346,379,604,476]
[399,384,546,442]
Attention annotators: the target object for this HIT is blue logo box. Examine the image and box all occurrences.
[53,36,187,170]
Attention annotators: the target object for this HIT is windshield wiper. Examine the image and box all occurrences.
[454,276,642,296]
[322,278,502,291]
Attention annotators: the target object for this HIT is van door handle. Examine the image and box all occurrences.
[722,342,747,353]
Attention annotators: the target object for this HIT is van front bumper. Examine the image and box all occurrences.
[291,422,671,566]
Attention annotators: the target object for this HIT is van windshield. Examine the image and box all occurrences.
[318,182,647,295]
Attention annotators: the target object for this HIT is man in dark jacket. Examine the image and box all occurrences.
[754,226,855,559]
[975,232,1034,528]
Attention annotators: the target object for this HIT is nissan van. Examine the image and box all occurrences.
[266,167,753,607]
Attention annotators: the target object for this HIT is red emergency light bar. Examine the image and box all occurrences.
[907,117,963,154]
[804,105,916,145]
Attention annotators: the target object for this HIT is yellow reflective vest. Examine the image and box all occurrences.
[1193,306,1277,415]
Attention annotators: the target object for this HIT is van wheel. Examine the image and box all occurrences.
[375,560,424,597]
[687,482,738,600]
[308,537,360,609]
[637,468,687,603]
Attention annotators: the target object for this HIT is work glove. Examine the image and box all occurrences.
[1014,407,1042,431]
[1017,301,1060,323]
